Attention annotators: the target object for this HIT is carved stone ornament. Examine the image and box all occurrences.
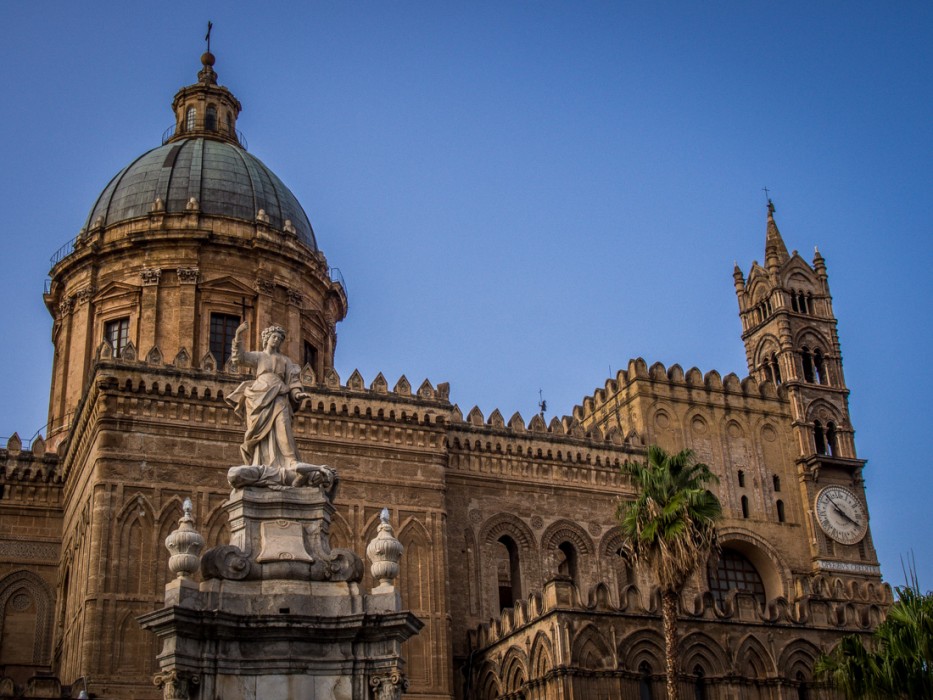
[286,288,303,307]
[256,278,275,295]
[58,297,75,316]
[370,671,408,700]
[141,268,162,286]
[176,267,199,284]
[153,669,199,700]
[75,286,96,304]
[366,508,404,587]
[164,498,204,579]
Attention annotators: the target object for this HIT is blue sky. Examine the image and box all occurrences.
[1,3,930,586]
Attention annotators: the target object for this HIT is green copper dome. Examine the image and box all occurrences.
[84,137,317,251]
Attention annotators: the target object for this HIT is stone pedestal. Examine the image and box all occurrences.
[139,486,422,700]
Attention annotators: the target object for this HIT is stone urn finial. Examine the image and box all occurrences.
[165,498,204,579]
[366,507,403,588]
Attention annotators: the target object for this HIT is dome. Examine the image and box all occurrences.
[84,137,317,250]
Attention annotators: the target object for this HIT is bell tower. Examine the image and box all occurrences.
[733,201,880,578]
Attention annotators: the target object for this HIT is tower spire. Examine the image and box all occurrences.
[764,198,789,267]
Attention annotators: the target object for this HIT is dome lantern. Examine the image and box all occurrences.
[166,51,243,147]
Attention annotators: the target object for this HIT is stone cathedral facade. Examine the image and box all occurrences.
[0,54,888,700]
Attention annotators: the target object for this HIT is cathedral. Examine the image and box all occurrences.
[0,51,889,699]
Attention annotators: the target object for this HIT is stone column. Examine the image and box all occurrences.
[139,268,162,357]
[176,267,199,359]
[285,288,303,361]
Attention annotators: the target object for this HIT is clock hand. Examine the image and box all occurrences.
[830,500,859,527]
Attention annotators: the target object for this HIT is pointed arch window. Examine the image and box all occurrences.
[496,535,522,610]
[693,666,706,700]
[708,547,766,608]
[814,421,827,455]
[801,347,815,383]
[826,422,839,457]
[813,349,827,385]
[638,661,653,700]
[556,541,579,587]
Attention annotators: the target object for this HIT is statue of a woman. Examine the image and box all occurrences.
[226,322,334,490]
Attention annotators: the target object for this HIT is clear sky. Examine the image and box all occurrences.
[1,2,930,586]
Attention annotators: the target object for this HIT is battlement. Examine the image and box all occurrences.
[573,357,783,424]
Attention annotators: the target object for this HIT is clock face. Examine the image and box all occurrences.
[815,486,868,545]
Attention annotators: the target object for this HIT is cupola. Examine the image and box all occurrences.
[166,51,243,147]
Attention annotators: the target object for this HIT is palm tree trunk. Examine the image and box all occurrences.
[662,589,679,700]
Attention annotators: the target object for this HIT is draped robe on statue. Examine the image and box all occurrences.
[227,348,304,486]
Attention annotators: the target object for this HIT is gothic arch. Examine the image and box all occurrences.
[784,268,817,291]
[0,570,53,664]
[793,327,831,351]
[599,526,635,602]
[477,664,502,700]
[714,528,791,603]
[571,623,614,670]
[752,334,781,365]
[541,519,593,554]
[500,647,529,693]
[114,493,155,594]
[479,513,536,550]
[529,632,554,679]
[327,509,353,551]
[805,399,846,426]
[203,502,231,548]
[618,628,664,672]
[778,639,821,681]
[735,633,776,678]
[397,519,433,612]
[680,631,728,676]
[112,607,153,675]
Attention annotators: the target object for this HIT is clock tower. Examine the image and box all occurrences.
[733,202,880,580]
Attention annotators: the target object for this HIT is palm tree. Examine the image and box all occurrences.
[617,445,722,700]
[815,572,933,699]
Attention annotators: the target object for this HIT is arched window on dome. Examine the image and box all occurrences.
[226,111,234,135]
[707,547,766,608]
[185,107,196,132]
[205,105,217,131]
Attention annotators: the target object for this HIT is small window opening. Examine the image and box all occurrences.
[556,541,578,586]
[638,661,653,700]
[827,422,838,456]
[496,535,521,611]
[105,317,130,358]
[814,349,826,385]
[693,666,706,700]
[185,107,196,131]
[737,470,745,488]
[814,421,826,455]
[303,341,318,370]
[205,105,217,131]
[777,499,786,523]
[772,475,781,492]
[791,293,799,313]
[226,111,234,134]
[741,496,749,518]
[209,313,241,368]
[801,347,814,383]
[771,354,782,384]
[796,671,809,700]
